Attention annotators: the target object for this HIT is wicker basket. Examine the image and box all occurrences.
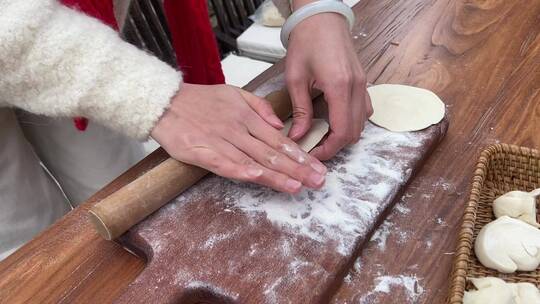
[447,144,540,304]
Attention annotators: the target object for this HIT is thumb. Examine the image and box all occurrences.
[287,78,314,140]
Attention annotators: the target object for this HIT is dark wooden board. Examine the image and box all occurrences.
[0,0,538,303]
[116,118,447,303]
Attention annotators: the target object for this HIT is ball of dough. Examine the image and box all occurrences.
[493,190,540,227]
[475,216,540,273]
[261,2,285,27]
[463,277,515,304]
[367,84,445,132]
[514,282,540,303]
[463,277,540,304]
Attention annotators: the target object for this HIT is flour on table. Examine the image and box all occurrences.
[162,123,424,256]
[353,257,363,273]
[433,177,451,191]
[395,203,411,215]
[370,220,394,251]
[232,123,423,254]
[359,275,424,304]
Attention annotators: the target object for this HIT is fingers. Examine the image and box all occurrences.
[245,113,327,174]
[226,128,326,189]
[238,89,284,129]
[351,81,370,143]
[365,89,374,118]
[310,79,354,160]
[197,138,304,194]
[286,72,314,140]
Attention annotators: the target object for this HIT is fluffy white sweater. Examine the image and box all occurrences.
[0,0,291,140]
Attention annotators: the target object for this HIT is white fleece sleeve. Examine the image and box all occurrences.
[0,0,182,140]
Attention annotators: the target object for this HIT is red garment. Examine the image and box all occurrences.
[60,0,224,131]
[61,0,118,29]
[163,0,225,85]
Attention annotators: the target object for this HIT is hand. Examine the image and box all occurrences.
[285,12,373,160]
[151,84,327,193]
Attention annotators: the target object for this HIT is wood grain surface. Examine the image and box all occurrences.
[0,0,539,303]
[113,115,446,303]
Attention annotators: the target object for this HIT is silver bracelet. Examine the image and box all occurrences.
[280,0,355,48]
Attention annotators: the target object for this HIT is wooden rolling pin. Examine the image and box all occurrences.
[89,89,294,240]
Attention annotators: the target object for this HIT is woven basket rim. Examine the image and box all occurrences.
[446,143,540,304]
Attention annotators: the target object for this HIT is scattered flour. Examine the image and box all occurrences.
[397,230,409,244]
[395,203,411,215]
[353,257,363,273]
[433,177,451,191]
[369,217,410,250]
[359,275,424,304]
[421,193,433,200]
[202,232,234,249]
[435,217,445,225]
[135,119,430,302]
[369,220,394,251]
[223,123,424,255]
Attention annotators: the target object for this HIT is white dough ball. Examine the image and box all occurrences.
[475,216,540,273]
[463,277,540,304]
[493,190,540,227]
[261,2,285,27]
[463,277,515,304]
[514,282,540,304]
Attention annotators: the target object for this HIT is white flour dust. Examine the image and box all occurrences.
[370,221,394,251]
[433,177,451,191]
[359,275,424,304]
[148,123,426,258]
[231,124,423,254]
[353,257,363,273]
[137,122,428,303]
[395,203,411,215]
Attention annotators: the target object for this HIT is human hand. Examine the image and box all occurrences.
[151,84,327,193]
[285,11,373,160]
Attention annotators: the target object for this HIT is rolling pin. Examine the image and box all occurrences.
[89,89,294,240]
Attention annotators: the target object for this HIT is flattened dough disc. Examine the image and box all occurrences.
[281,119,329,152]
[368,84,445,132]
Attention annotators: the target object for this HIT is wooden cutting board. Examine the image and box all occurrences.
[115,102,447,303]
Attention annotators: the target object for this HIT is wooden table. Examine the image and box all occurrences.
[1,0,539,303]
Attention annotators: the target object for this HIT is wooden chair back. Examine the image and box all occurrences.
[121,0,178,67]
[209,0,266,52]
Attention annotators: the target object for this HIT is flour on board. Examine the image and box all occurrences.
[150,123,426,256]
[130,121,433,303]
[231,123,424,254]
